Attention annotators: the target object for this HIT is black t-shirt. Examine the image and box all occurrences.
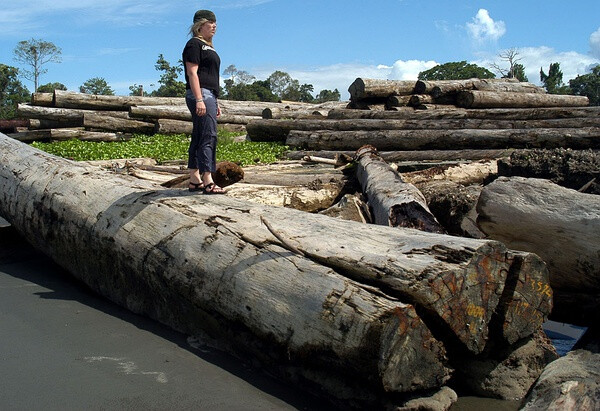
[182,37,220,96]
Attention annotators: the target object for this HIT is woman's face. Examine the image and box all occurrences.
[200,21,217,39]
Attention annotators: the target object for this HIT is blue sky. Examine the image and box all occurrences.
[1,0,599,100]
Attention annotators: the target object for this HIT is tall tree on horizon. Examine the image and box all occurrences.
[13,38,62,92]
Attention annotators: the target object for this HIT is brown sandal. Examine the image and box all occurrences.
[203,182,226,194]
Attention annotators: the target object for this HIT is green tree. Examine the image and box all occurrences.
[37,82,67,93]
[569,65,600,106]
[418,61,495,80]
[129,84,148,96]
[152,54,186,97]
[0,64,30,119]
[79,77,114,95]
[314,88,341,103]
[512,63,528,82]
[13,38,62,91]
[540,62,571,94]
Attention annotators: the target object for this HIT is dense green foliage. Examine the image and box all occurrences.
[13,38,62,91]
[80,77,114,95]
[0,64,30,119]
[37,82,67,93]
[150,54,186,97]
[540,62,571,94]
[418,61,496,80]
[31,131,288,166]
[569,65,600,106]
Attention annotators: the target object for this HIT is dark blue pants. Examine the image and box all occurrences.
[186,88,218,172]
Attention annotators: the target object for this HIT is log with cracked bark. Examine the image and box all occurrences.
[0,133,553,405]
[476,176,600,326]
[355,145,444,233]
[285,127,600,151]
[348,78,417,100]
[457,90,589,109]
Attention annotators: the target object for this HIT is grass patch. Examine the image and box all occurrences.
[31,130,289,166]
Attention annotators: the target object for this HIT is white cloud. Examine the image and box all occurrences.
[466,9,506,43]
[590,27,600,59]
[475,46,599,85]
[387,60,439,80]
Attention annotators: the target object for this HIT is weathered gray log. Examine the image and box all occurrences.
[155,118,192,134]
[348,78,417,100]
[18,103,130,122]
[520,348,600,410]
[355,145,444,233]
[414,78,520,95]
[7,128,127,142]
[83,112,155,134]
[130,105,191,121]
[249,117,600,143]
[261,107,328,119]
[53,90,185,110]
[328,106,600,120]
[386,95,412,108]
[287,149,514,163]
[31,92,54,106]
[473,79,545,94]
[477,176,600,326]
[286,127,600,151]
[457,90,589,108]
[0,133,551,360]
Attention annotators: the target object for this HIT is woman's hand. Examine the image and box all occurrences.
[196,100,206,116]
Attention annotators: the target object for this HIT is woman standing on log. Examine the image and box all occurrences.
[182,9,226,194]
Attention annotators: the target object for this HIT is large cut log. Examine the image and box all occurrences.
[328,106,600,120]
[285,127,600,151]
[53,90,185,110]
[83,112,155,134]
[155,118,192,134]
[248,117,600,143]
[457,90,589,108]
[414,78,520,95]
[355,145,444,233]
[31,92,54,106]
[473,79,545,94]
[262,107,328,119]
[348,78,417,100]
[477,176,600,326]
[287,149,514,163]
[18,103,130,122]
[7,128,127,142]
[130,105,191,121]
[0,133,551,361]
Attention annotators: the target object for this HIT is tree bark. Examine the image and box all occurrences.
[83,112,155,134]
[355,145,444,233]
[130,105,191,121]
[7,128,127,142]
[348,78,417,100]
[31,92,54,106]
[457,90,589,108]
[18,103,130,122]
[414,78,521,95]
[0,133,551,363]
[155,119,192,134]
[285,128,600,151]
[287,149,514,163]
[53,90,185,110]
[476,176,600,326]
[327,106,600,120]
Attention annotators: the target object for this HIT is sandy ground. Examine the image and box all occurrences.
[0,221,332,410]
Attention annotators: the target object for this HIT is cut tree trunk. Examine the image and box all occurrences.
[83,112,155,134]
[476,176,600,326]
[355,145,444,233]
[0,133,551,363]
[155,119,192,134]
[414,78,520,95]
[327,106,600,120]
[457,90,589,109]
[285,128,600,151]
[130,105,191,121]
[18,103,130,122]
[287,149,514,163]
[348,78,416,100]
[31,92,54,106]
[8,128,127,142]
[53,90,185,110]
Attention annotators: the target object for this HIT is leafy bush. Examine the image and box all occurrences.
[31,131,288,166]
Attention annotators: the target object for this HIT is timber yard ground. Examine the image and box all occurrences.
[0,216,583,410]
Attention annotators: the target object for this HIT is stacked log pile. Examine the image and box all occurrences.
[0,131,558,409]
[8,90,343,142]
